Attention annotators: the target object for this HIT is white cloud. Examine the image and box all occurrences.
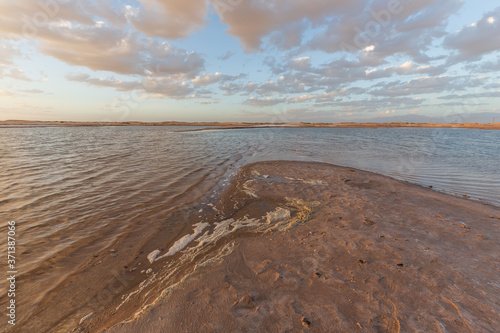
[0,42,21,65]
[0,1,206,78]
[192,73,223,86]
[445,7,500,60]
[191,72,244,86]
[130,0,208,39]
[370,75,453,97]
[309,0,462,64]
[364,45,375,52]
[289,56,312,71]
[0,0,498,114]
[19,89,44,94]
[213,0,357,51]
[66,72,195,98]
[5,68,31,81]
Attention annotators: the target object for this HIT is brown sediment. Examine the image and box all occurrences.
[10,161,500,332]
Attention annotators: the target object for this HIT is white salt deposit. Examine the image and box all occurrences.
[116,203,312,312]
[284,177,326,185]
[303,179,326,185]
[195,218,259,248]
[154,222,209,262]
[266,207,291,223]
[147,249,161,264]
[79,312,94,325]
[242,179,258,198]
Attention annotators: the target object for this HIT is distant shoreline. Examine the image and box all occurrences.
[1,120,500,130]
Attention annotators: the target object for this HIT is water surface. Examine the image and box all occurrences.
[0,126,498,295]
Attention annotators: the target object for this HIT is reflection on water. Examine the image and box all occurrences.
[0,126,498,294]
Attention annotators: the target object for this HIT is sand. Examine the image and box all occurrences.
[77,161,500,332]
[8,161,500,332]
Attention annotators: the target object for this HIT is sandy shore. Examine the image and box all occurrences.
[1,119,500,130]
[8,161,499,332]
[83,161,499,332]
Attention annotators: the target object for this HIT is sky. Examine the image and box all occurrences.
[0,0,499,123]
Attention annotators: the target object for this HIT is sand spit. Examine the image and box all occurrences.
[85,161,499,332]
[10,161,499,332]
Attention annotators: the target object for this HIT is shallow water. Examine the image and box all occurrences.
[0,126,498,296]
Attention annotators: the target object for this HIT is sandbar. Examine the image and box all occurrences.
[70,161,500,332]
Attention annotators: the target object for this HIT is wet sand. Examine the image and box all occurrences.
[76,161,499,332]
[8,161,500,332]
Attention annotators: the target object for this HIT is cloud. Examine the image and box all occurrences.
[38,27,148,75]
[66,73,142,91]
[438,91,500,100]
[445,7,500,60]
[317,96,425,113]
[34,25,205,77]
[191,72,244,86]
[268,21,307,50]
[243,87,363,107]
[264,56,288,74]
[0,0,498,116]
[0,42,21,65]
[309,0,462,63]
[0,1,205,78]
[66,72,195,98]
[370,75,453,97]
[146,41,205,78]
[233,57,448,105]
[220,82,258,96]
[19,89,44,94]
[192,73,224,86]
[213,0,357,51]
[243,96,286,107]
[468,54,500,73]
[289,56,312,72]
[4,68,31,81]
[130,0,208,39]
[218,50,235,60]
